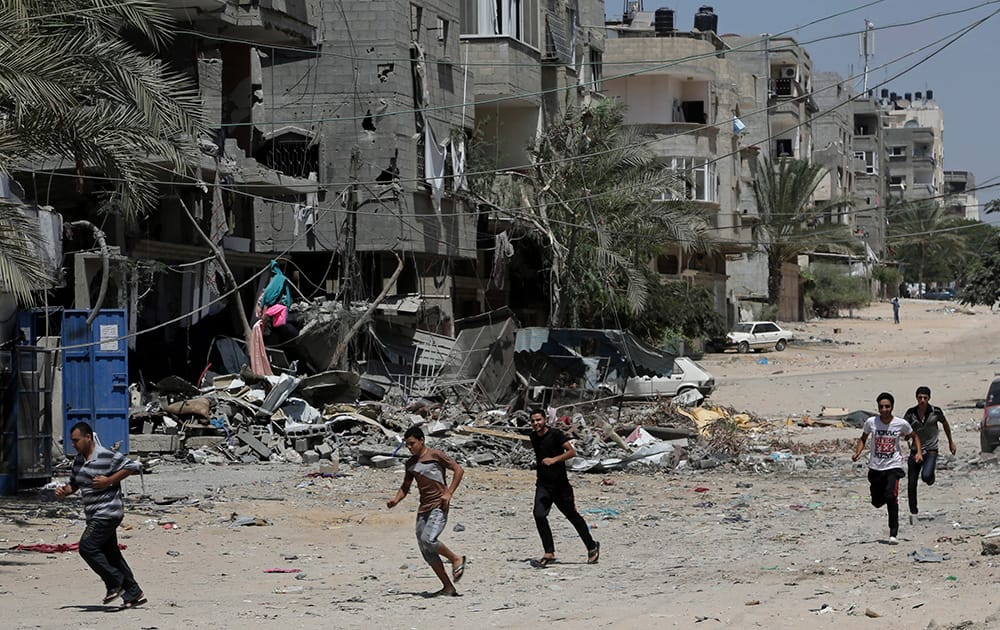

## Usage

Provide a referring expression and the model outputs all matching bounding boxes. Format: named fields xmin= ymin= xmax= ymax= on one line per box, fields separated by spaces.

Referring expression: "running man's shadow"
xmin=58 ymin=604 xmax=123 ymax=613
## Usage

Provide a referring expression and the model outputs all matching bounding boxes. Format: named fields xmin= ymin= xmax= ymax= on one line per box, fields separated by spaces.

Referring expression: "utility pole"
xmin=342 ymin=145 xmax=361 ymax=307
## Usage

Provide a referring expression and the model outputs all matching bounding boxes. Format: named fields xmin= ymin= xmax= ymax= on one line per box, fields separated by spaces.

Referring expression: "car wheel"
xmin=775 ymin=339 xmax=787 ymax=351
xmin=737 ymin=341 xmax=750 ymax=354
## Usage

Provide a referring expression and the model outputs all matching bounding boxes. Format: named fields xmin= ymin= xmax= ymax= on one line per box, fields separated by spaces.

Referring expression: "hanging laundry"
xmin=424 ymin=123 xmax=448 ymax=212
xmin=249 ymin=319 xmax=273 ymax=376
xmin=260 ymin=260 xmax=292 ymax=308
xmin=451 ymin=138 xmax=467 ymax=191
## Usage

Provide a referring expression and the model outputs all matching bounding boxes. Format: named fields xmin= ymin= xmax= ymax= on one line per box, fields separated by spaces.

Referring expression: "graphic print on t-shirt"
xmin=873 ymin=431 xmax=898 ymax=460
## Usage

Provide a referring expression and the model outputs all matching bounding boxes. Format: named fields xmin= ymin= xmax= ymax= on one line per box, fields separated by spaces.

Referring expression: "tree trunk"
xmin=767 ymin=252 xmax=783 ymax=307
xmin=554 ymin=224 xmax=580 ymax=327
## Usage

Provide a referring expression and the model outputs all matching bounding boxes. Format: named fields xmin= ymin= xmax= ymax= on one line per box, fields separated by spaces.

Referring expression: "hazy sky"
xmin=613 ymin=1 xmax=1000 ymax=215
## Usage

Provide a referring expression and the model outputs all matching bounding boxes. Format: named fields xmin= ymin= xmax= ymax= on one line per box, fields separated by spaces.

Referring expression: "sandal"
xmin=587 ymin=541 xmax=601 ymax=565
xmin=118 ymin=594 xmax=147 ymax=610
xmin=452 ymin=556 xmax=467 ymax=583
xmin=530 ymin=556 xmax=556 ymax=569
xmin=103 ymin=588 xmax=124 ymax=604
xmin=426 ymin=588 xmax=461 ymax=598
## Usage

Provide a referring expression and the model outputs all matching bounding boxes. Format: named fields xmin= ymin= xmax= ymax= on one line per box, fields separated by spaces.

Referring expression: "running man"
xmin=386 ymin=426 xmax=467 ymax=597
xmin=852 ymin=392 xmax=922 ymax=544
xmin=54 ymin=422 xmax=146 ymax=608
xmin=902 ymin=386 xmax=956 ymax=524
xmin=528 ymin=408 xmax=600 ymax=567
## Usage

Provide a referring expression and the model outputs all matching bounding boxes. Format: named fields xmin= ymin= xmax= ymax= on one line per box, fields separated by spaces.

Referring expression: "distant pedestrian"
xmin=386 ymin=426 xmax=467 ymax=597
xmin=852 ymin=392 xmax=922 ymax=544
xmin=903 ymin=386 xmax=956 ymax=524
xmin=54 ymin=422 xmax=146 ymax=609
xmin=528 ymin=409 xmax=600 ymax=568
xmin=892 ymin=297 xmax=900 ymax=324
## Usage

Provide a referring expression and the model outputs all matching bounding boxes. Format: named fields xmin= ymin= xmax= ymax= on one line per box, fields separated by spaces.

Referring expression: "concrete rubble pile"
xmin=117 ymin=302 xmax=851 ymax=475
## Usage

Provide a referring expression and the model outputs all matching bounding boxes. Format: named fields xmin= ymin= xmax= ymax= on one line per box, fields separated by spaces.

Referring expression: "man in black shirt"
xmin=528 ymin=409 xmax=600 ymax=568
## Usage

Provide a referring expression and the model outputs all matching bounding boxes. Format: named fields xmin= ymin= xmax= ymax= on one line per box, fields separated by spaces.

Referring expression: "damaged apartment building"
xmin=8 ymin=0 xmax=322 ymax=381
xmin=253 ymin=0 xmax=607 ymax=330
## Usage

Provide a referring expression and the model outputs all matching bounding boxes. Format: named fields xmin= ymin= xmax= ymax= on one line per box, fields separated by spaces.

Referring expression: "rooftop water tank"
xmin=694 ymin=5 xmax=718 ymax=33
xmin=654 ymin=8 xmax=675 ymax=35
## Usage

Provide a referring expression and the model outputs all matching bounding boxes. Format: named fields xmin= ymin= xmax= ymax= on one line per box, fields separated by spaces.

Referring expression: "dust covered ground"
xmin=4 ymin=298 xmax=1000 ymax=630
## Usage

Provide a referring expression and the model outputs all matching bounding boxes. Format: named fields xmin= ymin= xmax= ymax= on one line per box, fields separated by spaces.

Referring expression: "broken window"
xmin=774 ymin=139 xmax=793 ymax=157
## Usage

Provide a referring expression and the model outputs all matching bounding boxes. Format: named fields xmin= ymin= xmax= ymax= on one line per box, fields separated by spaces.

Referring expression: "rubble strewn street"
xmin=3 ymin=301 xmax=1000 ymax=629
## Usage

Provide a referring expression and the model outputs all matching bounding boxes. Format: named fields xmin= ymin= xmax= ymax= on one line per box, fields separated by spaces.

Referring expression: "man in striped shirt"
xmin=55 ymin=422 xmax=145 ymax=609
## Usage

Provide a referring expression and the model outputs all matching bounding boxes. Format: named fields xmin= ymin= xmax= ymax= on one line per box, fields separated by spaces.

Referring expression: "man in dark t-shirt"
xmin=528 ymin=409 xmax=600 ymax=568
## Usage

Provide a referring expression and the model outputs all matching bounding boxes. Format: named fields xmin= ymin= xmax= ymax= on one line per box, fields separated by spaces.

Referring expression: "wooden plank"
xmin=455 ymin=426 xmax=530 ymax=442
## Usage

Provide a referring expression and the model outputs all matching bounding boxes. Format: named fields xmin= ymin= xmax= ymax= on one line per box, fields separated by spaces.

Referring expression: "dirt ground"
xmin=4 ymin=298 xmax=1000 ymax=629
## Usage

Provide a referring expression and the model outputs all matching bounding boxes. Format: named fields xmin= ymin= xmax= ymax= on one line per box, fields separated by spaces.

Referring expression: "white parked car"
xmin=724 ymin=321 xmax=792 ymax=353
xmin=621 ymin=356 xmax=715 ymax=400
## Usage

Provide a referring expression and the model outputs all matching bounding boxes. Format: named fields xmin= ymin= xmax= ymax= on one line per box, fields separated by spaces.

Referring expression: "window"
xmin=254 ymin=132 xmax=318 ymax=178
xmin=589 ymin=49 xmax=603 ymax=91
xmin=411 ymin=5 xmax=423 ymax=40
xmin=775 ymin=139 xmax=793 ymax=157
xmin=659 ymin=157 xmax=717 ymax=203
xmin=889 ymin=145 xmax=906 ymax=157
xmin=461 ymin=0 xmax=540 ymax=49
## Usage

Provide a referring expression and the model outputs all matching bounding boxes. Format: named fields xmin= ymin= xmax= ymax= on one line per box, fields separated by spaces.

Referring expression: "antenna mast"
xmin=859 ymin=19 xmax=875 ymax=93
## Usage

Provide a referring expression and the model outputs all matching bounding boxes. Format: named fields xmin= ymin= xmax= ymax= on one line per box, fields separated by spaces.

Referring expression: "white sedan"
xmin=724 ymin=321 xmax=792 ymax=353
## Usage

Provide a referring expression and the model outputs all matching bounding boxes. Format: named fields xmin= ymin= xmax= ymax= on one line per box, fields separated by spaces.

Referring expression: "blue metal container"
xmin=62 ymin=310 xmax=129 ymax=454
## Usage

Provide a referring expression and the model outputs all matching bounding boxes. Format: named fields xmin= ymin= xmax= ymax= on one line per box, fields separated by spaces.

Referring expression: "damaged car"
xmin=514 ymin=328 xmax=715 ymax=403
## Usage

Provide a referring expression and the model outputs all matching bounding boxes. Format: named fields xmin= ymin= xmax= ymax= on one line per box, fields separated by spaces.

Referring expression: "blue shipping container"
xmin=62 ymin=310 xmax=129 ymax=454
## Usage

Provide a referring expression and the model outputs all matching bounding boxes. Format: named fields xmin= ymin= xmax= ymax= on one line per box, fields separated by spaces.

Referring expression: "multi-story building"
xmin=8 ymin=0 xmax=323 ymax=379
xmin=603 ymin=6 xmax=757 ymax=324
xmin=812 ymin=72 xmax=855 ymax=228
xmin=881 ymin=90 xmax=944 ymax=203
xmin=944 ymin=170 xmax=979 ymax=220
xmin=851 ymin=92 xmax=890 ymax=259
xmin=251 ymin=0 xmax=481 ymax=334
xmin=462 ymin=0 xmax=606 ymax=324
xmin=720 ymin=31 xmax=818 ymax=320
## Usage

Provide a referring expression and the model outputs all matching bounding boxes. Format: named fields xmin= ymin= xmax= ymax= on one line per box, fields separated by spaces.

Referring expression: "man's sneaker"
xmin=888 ymin=536 xmax=899 ymax=545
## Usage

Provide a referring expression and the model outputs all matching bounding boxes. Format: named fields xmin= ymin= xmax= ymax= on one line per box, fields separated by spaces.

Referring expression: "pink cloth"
xmin=264 ymin=303 xmax=288 ymax=328
xmin=249 ymin=320 xmax=273 ymax=376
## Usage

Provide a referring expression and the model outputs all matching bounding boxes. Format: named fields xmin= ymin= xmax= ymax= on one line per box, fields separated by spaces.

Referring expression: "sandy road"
xmin=3 ymin=299 xmax=1000 ymax=629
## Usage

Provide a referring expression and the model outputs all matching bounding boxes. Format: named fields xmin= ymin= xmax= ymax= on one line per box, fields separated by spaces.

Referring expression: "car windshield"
xmin=733 ymin=323 xmax=754 ymax=333
xmin=988 ymin=381 xmax=1000 ymax=405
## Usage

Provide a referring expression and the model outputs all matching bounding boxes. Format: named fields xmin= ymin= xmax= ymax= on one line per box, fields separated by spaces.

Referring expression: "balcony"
xmin=163 ymin=0 xmax=318 ymax=45
xmin=462 ymin=37 xmax=542 ymax=105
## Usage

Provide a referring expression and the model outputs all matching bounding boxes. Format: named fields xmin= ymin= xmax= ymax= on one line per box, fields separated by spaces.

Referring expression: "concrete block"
xmin=302 ymin=450 xmax=320 ymax=464
xmin=316 ymin=442 xmax=334 ymax=458
xmin=185 ymin=436 xmax=225 ymax=449
xmin=237 ymin=429 xmax=272 ymax=459
xmin=130 ymin=434 xmax=180 ymax=453
xmin=472 ymin=453 xmax=495 ymax=466
xmin=294 ymin=438 xmax=309 ymax=453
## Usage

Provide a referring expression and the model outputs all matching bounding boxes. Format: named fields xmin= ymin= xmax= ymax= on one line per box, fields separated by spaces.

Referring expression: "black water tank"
xmin=890 ymin=92 xmax=898 ymax=101
xmin=915 ymin=91 xmax=923 ymax=101
xmin=926 ymin=89 xmax=934 ymax=100
xmin=694 ymin=5 xmax=718 ymax=33
xmin=881 ymin=88 xmax=889 ymax=98
xmin=654 ymin=8 xmax=675 ymax=35
xmin=904 ymin=92 xmax=912 ymax=101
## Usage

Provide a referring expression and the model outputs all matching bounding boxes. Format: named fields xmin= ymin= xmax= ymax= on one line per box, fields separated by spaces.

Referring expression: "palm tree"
xmin=473 ymin=100 xmax=714 ymax=327
xmin=751 ymin=157 xmax=855 ymax=308
xmin=887 ymin=200 xmax=968 ymax=291
xmin=0 ymin=0 xmax=204 ymax=304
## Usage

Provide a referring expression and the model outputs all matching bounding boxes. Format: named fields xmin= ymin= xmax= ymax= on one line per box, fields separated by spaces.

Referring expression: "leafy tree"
xmin=469 ymin=100 xmax=714 ymax=327
xmin=960 ymin=231 xmax=1000 ymax=307
xmin=0 ymin=0 xmax=203 ymax=303
xmin=804 ymin=262 xmax=870 ymax=318
xmin=575 ymin=275 xmax=726 ymax=344
xmin=751 ymin=157 xmax=855 ymax=307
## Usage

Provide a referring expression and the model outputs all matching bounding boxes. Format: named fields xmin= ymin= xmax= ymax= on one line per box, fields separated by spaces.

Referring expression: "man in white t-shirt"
xmin=852 ymin=392 xmax=923 ymax=544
